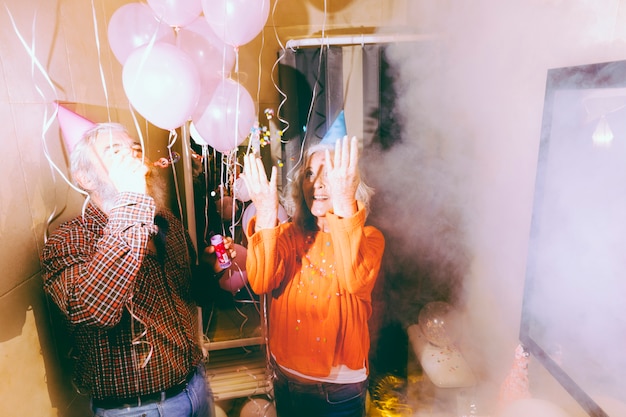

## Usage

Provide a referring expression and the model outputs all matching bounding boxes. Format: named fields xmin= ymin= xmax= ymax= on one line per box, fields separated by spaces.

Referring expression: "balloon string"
xmin=270 ymin=0 xmax=330 ymax=184
xmin=248 ymin=0 xmax=268 ymax=165
xmin=167 ymin=129 xmax=184 ymax=220
xmin=201 ymin=145 xmax=209 ymax=246
xmin=285 ymin=1 xmax=331 ymax=184
xmin=322 ymin=0 xmax=328 ymax=39
xmin=89 ymin=0 xmax=111 ymax=121
xmin=236 ymin=282 xmax=261 ymax=316
xmin=230 ymin=151 xmax=237 ymax=237
xmin=233 ymin=48 xmax=241 ymax=234
xmin=234 ymin=48 xmax=242 ymax=151
xmin=234 ymin=303 xmax=250 ymax=335
xmin=125 ymin=12 xmax=165 ymax=147
xmin=270 ymin=0 xmax=290 ymax=143
xmin=218 ymin=155 xmax=228 ymax=237
xmin=5 ymin=6 xmax=57 ymax=99
xmin=255 ymin=2 xmax=267 ymax=114
xmin=5 ymin=5 xmax=90 ymax=243
xmin=128 ymin=14 xmax=162 ymax=87
xmin=128 ymin=295 xmax=154 ymax=369
xmin=222 ymin=151 xmax=233 ymax=238
xmin=226 ymin=46 xmax=241 ymax=239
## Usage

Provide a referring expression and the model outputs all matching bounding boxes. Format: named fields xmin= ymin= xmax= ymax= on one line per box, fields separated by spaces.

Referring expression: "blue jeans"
xmin=92 ymin=366 xmax=214 ymax=417
xmin=272 ymin=366 xmax=368 ymax=417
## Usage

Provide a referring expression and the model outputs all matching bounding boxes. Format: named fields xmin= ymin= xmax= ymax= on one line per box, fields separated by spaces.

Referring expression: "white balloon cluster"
xmin=109 ymin=0 xmax=270 ymax=153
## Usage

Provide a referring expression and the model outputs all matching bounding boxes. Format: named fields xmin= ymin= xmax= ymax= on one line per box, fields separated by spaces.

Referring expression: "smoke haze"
xmin=364 ymin=1 xmax=626 ymax=415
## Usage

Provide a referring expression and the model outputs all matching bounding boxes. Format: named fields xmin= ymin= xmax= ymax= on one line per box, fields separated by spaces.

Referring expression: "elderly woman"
xmin=241 ymin=135 xmax=385 ymax=417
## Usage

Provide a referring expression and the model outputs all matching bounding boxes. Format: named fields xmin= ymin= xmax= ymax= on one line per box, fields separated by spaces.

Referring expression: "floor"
xmin=204 ymin=301 xmax=489 ymax=417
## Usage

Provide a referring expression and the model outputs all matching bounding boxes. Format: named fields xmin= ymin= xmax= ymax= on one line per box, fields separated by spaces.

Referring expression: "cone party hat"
xmin=56 ymin=102 xmax=96 ymax=154
xmin=319 ymin=110 xmax=347 ymax=146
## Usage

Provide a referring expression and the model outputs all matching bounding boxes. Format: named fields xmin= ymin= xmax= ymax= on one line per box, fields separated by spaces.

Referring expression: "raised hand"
xmin=325 ymin=136 xmax=359 ymax=218
xmin=240 ymin=153 xmax=278 ymax=232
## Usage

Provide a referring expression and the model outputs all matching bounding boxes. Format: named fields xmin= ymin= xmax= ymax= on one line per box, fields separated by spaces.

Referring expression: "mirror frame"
xmin=519 ymin=59 xmax=626 ymax=417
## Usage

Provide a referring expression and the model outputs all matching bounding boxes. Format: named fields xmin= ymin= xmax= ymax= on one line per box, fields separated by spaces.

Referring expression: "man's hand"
xmin=201 ymin=236 xmax=236 ymax=274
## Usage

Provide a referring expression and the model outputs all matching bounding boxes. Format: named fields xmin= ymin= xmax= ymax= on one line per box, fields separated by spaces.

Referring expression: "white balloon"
xmin=147 ymin=0 xmax=202 ymax=27
xmin=216 ymin=196 xmax=235 ymax=221
xmin=202 ymin=0 xmax=270 ymax=47
xmin=190 ymin=122 xmax=209 ymax=146
xmin=184 ymin=16 xmax=236 ymax=75
xmin=191 ymin=79 xmax=256 ymax=153
xmin=122 ymin=43 xmax=200 ymax=130
xmin=239 ymin=397 xmax=276 ymax=417
xmin=107 ymin=2 xmax=175 ymax=65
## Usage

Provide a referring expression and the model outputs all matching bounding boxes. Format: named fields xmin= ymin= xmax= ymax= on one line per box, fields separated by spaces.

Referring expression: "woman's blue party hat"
xmin=319 ymin=110 xmax=346 ymax=145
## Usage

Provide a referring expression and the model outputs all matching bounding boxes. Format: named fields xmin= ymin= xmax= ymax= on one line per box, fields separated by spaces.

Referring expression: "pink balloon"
xmin=180 ymin=18 xmax=236 ymax=114
xmin=107 ymin=2 xmax=175 ymax=65
xmin=192 ymin=79 xmax=256 ymax=153
xmin=176 ymin=28 xmax=225 ymax=103
xmin=147 ymin=0 xmax=203 ymax=27
xmin=184 ymin=17 xmax=236 ymax=75
xmin=123 ymin=42 xmax=201 ymax=130
xmin=189 ymin=122 xmax=210 ymax=146
xmin=201 ymin=0 xmax=270 ymax=47
xmin=219 ymin=243 xmax=248 ymax=294
xmin=216 ymin=196 xmax=235 ymax=221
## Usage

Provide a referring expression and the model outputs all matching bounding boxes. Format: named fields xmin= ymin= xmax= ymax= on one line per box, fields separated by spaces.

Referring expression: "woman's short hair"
xmin=283 ymin=141 xmax=374 ymax=231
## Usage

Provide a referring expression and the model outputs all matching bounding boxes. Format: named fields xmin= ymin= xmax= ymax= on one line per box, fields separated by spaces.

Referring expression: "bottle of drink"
xmin=210 ymin=234 xmax=231 ymax=269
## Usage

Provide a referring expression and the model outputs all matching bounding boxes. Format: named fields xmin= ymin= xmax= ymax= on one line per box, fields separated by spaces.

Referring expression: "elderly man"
xmin=41 ymin=123 xmax=220 ymax=417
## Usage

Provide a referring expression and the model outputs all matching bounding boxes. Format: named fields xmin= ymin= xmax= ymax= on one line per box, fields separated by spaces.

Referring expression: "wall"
xmin=0 ymin=0 xmax=177 ymax=415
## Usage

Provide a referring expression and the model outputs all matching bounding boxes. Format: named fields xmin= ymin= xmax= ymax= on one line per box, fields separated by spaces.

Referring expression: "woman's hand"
xmin=325 ymin=136 xmax=359 ymax=218
xmin=240 ymin=153 xmax=278 ymax=232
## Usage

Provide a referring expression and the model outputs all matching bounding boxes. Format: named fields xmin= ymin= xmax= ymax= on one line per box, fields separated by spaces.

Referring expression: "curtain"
xmin=277 ymin=44 xmax=402 ymax=181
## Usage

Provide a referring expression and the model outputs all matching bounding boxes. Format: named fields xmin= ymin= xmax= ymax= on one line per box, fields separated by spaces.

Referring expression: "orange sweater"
xmin=246 ymin=206 xmax=385 ymax=377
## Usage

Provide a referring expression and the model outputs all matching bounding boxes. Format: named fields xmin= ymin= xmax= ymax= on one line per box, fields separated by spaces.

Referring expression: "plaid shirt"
xmin=42 ymin=192 xmax=204 ymax=400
